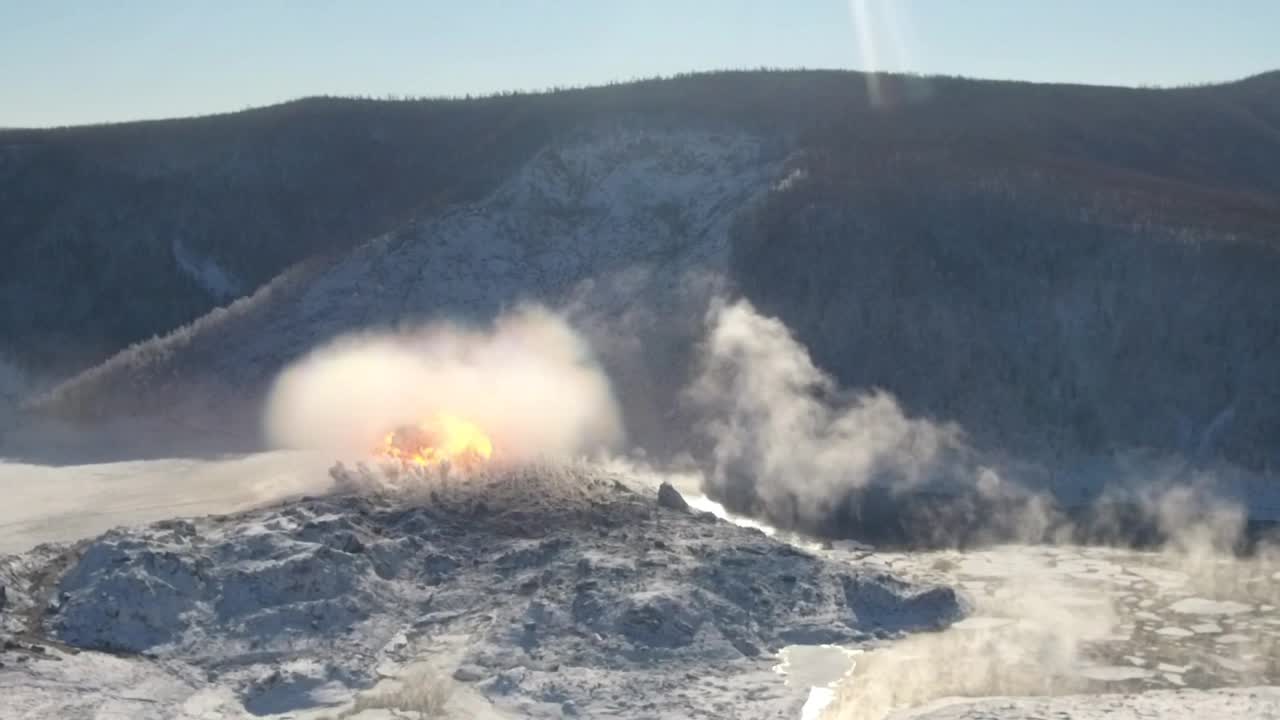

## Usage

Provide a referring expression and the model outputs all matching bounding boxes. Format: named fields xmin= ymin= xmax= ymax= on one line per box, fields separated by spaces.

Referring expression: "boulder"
xmin=657 ymin=482 xmax=690 ymax=512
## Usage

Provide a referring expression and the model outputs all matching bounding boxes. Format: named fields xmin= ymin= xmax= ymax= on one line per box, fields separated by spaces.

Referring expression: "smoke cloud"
xmin=686 ymin=299 xmax=973 ymax=536
xmin=822 ymin=504 xmax=1280 ymax=720
xmin=680 ymin=301 xmax=1278 ymax=719
xmin=263 ymin=305 xmax=623 ymax=465
xmin=562 ymin=266 xmax=730 ymax=461
xmin=685 ymin=300 xmax=1279 ymax=551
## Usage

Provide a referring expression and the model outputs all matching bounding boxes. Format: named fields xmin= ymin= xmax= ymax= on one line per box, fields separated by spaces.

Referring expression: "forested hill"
xmin=0 ymin=72 xmax=808 ymax=374
xmin=2 ymin=70 xmax=1278 ymax=377
xmin=6 ymin=70 xmax=1280 ymax=474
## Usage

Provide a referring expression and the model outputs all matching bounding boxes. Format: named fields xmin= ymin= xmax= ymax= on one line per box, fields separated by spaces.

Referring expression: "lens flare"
xmin=848 ymin=0 xmax=923 ymax=108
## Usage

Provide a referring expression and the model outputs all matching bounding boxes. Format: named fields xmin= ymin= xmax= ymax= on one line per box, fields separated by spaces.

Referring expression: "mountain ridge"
xmin=4 ymin=69 xmax=1279 ymax=374
xmin=7 ymin=69 xmax=1280 ymax=476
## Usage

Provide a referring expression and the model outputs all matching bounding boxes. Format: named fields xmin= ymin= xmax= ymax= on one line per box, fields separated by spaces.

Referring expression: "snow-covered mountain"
xmin=29 ymin=124 xmax=783 ymax=459
xmin=12 ymin=70 xmax=1280 ymax=512
xmin=4 ymin=70 xmax=1280 ymax=720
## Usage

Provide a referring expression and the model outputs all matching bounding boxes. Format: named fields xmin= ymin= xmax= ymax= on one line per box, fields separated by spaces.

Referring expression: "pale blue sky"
xmin=3 ymin=1 xmax=1278 ymax=128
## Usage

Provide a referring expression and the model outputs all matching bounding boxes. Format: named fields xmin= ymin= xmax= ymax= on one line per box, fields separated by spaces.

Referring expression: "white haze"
xmin=687 ymin=299 xmax=967 ymax=529
xmin=676 ymin=300 xmax=1279 ymax=719
xmin=823 ymin=519 xmax=1280 ymax=720
xmin=263 ymin=304 xmax=624 ymax=465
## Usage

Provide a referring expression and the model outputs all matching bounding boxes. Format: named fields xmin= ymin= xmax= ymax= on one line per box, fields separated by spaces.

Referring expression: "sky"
xmin=3 ymin=1 xmax=1279 ymax=128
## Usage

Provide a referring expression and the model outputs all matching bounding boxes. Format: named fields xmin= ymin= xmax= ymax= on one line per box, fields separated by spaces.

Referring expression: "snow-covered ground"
xmin=677 ymin=491 xmax=1280 ymax=720
xmin=825 ymin=543 xmax=1280 ymax=719
xmin=0 ymin=462 xmax=963 ymax=719
xmin=893 ymin=687 xmax=1280 ymax=719
xmin=2 ymin=450 xmax=1280 ymax=712
xmin=2 ymin=456 xmax=1280 ymax=712
xmin=31 ymin=126 xmax=784 ymax=475
xmin=0 ymin=453 xmax=334 ymax=554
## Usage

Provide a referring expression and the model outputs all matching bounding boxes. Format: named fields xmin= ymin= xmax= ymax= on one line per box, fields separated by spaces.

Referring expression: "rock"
xmin=338 ymin=534 xmax=366 ymax=555
xmin=0 ymin=583 xmax=6 ymax=611
xmin=453 ymin=664 xmax=486 ymax=682
xmin=617 ymin=595 xmax=700 ymax=648
xmin=657 ymin=482 xmax=690 ymax=512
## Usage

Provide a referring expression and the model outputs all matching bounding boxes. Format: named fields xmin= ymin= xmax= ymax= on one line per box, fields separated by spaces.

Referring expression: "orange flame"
xmin=378 ymin=413 xmax=493 ymax=470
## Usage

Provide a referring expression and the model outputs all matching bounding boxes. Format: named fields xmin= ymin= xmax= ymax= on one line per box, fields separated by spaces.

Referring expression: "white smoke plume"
xmin=686 ymin=299 xmax=967 ymax=534
xmin=679 ymin=303 xmax=1278 ymax=719
xmin=263 ymin=305 xmax=623 ymax=465
xmin=683 ymin=299 xmax=1280 ymax=550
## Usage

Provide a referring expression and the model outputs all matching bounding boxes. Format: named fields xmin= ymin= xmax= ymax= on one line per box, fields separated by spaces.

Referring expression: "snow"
xmin=814 ymin=542 xmax=1280 ymax=719
xmin=0 ymin=644 xmax=240 ymax=720
xmin=2 ymin=465 xmax=1278 ymax=719
xmin=1169 ymin=598 xmax=1254 ymax=616
xmin=173 ymin=236 xmax=241 ymax=299
xmin=0 ymin=452 xmax=334 ymax=554
xmin=36 ymin=126 xmax=784 ymax=461
xmin=1217 ymin=634 xmax=1252 ymax=644
xmin=617 ymin=495 xmax=1280 ymax=718
xmin=295 ymin=127 xmax=776 ymax=333
xmin=0 ymin=465 xmax=962 ymax=719
xmin=951 ymin=617 xmax=1015 ymax=631
xmin=773 ymin=644 xmax=861 ymax=720
xmin=3 ymin=123 xmax=1278 ymax=718
xmin=686 ymin=491 xmax=779 ymax=537
xmin=894 ymin=687 xmax=1280 ymax=719
xmin=1078 ymin=666 xmax=1155 ymax=681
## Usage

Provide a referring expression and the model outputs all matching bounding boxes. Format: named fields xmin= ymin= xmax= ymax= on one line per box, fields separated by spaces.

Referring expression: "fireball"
xmin=378 ymin=413 xmax=494 ymax=470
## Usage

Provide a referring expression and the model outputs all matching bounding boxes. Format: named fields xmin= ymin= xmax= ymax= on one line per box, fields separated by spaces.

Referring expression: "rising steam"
xmin=687 ymin=299 xmax=971 ymax=535
xmin=685 ymin=300 xmax=1279 ymax=550
xmin=680 ymin=302 xmax=1278 ymax=719
xmin=263 ymin=305 xmax=623 ymax=465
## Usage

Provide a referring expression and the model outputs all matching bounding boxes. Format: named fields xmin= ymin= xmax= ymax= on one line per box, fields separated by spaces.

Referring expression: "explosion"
xmin=377 ymin=413 xmax=494 ymax=470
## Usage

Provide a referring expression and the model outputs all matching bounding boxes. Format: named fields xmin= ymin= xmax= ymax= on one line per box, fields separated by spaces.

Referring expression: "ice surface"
xmin=1169 ymin=598 xmax=1254 ymax=616
xmin=895 ymin=687 xmax=1280 ymax=719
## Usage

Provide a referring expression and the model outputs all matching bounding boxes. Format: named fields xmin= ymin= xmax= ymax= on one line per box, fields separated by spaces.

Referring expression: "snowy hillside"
xmin=4 ymin=69 xmax=1280 ymax=720
xmin=0 ymin=467 xmax=961 ymax=719
xmin=30 ymin=124 xmax=782 ymax=458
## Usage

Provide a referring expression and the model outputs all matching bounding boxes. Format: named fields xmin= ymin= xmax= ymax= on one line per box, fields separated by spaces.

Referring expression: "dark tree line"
xmin=731 ymin=107 xmax=1280 ymax=470
xmin=3 ymin=68 xmax=1279 ymax=474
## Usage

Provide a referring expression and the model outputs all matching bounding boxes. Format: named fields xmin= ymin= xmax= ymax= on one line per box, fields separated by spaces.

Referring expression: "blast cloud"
xmin=263 ymin=305 xmax=623 ymax=465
